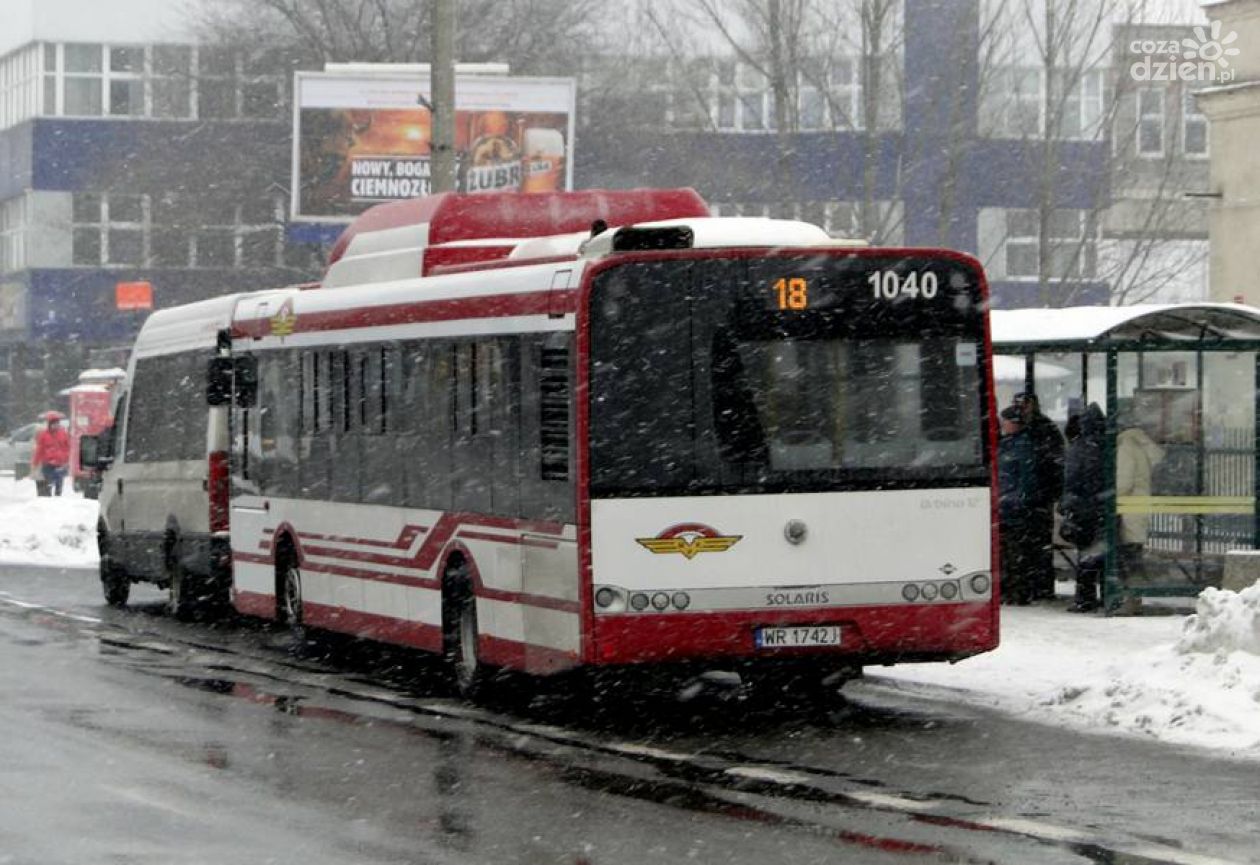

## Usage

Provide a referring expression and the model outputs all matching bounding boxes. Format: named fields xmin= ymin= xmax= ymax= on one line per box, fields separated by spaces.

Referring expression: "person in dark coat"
xmin=1058 ymin=403 xmax=1107 ymax=612
xmin=998 ymin=404 xmax=1037 ymax=605
xmin=1014 ymin=392 xmax=1065 ymax=600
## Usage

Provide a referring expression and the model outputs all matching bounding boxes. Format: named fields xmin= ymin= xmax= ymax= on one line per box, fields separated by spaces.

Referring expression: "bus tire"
xmin=99 ymin=525 xmax=129 ymax=608
xmin=276 ymin=543 xmax=306 ymax=642
xmin=442 ymin=559 xmax=490 ymax=699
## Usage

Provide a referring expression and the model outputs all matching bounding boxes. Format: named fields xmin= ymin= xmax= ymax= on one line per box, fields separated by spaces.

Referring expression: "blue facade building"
xmin=0 ymin=0 xmax=302 ymax=424
xmin=575 ymin=0 xmax=1113 ymax=309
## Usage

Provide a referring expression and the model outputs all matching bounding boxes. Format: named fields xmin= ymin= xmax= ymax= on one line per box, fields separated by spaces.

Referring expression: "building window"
xmin=108 ymin=46 xmax=145 ymax=116
xmin=196 ymin=49 xmax=283 ymax=120
xmin=798 ymin=66 xmax=826 ymax=130
xmin=1004 ymin=210 xmax=1039 ymax=278
xmin=709 ymin=57 xmax=861 ymax=133
xmin=0 ymin=44 xmax=42 ymax=130
xmin=1054 ymin=69 xmax=1104 ymax=140
xmin=152 ymin=45 xmax=193 ymax=118
xmin=1003 ymin=209 xmax=1096 ymax=280
xmin=193 ymin=195 xmax=282 ymax=268
xmin=826 ymin=58 xmax=861 ymax=130
xmin=0 ymin=196 xmax=27 ymax=272
xmin=1137 ymin=88 xmax=1164 ymax=157
xmin=63 ymin=44 xmax=104 ymax=116
xmin=1183 ymin=90 xmax=1207 ymax=157
xmin=198 ymin=47 xmax=238 ymax=118
xmin=738 ymin=64 xmax=768 ymax=131
xmin=42 ymin=43 xmax=56 ymax=115
xmin=72 ymin=193 xmax=104 ymax=265
xmin=36 ymin=42 xmax=282 ymax=121
xmin=712 ymin=61 xmax=775 ymax=132
xmin=985 ymin=67 xmax=1042 ymax=137
xmin=73 ymin=192 xmax=148 ymax=266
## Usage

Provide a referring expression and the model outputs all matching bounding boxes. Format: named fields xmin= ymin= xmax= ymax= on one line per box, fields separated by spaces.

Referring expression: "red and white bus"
xmin=214 ymin=189 xmax=999 ymax=695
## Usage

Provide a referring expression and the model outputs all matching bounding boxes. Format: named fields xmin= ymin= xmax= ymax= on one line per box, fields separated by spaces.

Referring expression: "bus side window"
xmin=399 ymin=340 xmax=453 ymax=512
xmin=329 ymin=349 xmax=360 ymax=502
xmin=539 ymin=336 xmax=570 ymax=482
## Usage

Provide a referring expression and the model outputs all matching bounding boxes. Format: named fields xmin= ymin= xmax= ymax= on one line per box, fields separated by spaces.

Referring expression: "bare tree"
xmin=195 ymin=0 xmax=602 ymax=74
xmin=629 ymin=0 xmax=913 ymax=244
xmin=977 ymin=0 xmax=1207 ymax=306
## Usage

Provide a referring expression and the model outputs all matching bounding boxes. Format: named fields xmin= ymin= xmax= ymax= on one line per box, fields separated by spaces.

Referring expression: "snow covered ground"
xmin=0 ymin=474 xmax=1257 ymax=760
xmin=878 ymin=593 xmax=1260 ymax=760
xmin=0 ymin=472 xmax=97 ymax=567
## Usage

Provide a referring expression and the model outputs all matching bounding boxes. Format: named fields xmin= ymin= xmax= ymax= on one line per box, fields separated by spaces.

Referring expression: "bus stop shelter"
xmin=991 ymin=304 xmax=1260 ymax=610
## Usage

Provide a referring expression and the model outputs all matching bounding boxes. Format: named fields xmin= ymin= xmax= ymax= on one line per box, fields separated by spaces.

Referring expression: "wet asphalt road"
xmin=0 ymin=564 xmax=1256 ymax=865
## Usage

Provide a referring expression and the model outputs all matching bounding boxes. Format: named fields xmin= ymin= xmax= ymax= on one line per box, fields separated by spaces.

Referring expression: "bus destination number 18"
xmin=868 ymin=270 xmax=938 ymax=301
xmin=773 ymin=277 xmax=809 ymax=310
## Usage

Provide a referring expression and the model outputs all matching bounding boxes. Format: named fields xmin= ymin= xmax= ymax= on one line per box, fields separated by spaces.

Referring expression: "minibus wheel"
xmin=166 ymin=533 xmax=197 ymax=621
xmin=99 ymin=525 xmax=129 ymax=608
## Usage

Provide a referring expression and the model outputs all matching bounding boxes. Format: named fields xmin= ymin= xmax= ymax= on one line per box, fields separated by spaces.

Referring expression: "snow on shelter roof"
xmin=991 ymin=303 xmax=1260 ymax=348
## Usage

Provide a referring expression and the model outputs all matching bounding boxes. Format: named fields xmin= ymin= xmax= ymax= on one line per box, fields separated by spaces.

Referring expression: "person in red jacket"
xmin=32 ymin=415 xmax=70 ymax=497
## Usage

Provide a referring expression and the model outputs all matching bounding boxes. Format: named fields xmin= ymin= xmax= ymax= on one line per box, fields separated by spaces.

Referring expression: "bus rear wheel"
xmin=276 ymin=551 xmax=306 ymax=643
xmin=442 ymin=561 xmax=491 ymax=698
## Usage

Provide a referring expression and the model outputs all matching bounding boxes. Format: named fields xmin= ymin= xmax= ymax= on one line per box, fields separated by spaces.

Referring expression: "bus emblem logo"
xmin=636 ymin=523 xmax=742 ymax=560
xmin=271 ymin=299 xmax=297 ymax=337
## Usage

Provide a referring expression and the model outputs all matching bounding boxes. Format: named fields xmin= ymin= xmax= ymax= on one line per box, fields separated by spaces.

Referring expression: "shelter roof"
xmin=991 ymin=304 xmax=1260 ymax=348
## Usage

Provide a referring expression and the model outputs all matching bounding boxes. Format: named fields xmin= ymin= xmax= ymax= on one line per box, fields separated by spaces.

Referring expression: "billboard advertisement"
xmin=292 ymin=71 xmax=576 ymax=222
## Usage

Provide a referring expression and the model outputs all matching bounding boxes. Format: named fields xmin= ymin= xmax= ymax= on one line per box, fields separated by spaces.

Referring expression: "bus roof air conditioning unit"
xmin=322 ymin=188 xmax=710 ymax=287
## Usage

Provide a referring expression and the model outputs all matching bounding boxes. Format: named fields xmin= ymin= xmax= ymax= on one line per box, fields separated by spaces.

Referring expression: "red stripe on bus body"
xmin=255 ymin=519 xmax=565 ymax=575
xmin=301 ymin=602 xmax=443 ymax=653
xmin=233 ymin=552 xmax=273 ymax=566
xmin=456 ymin=530 xmax=562 ymax=551
xmin=455 ymin=529 xmax=521 ymax=545
xmin=297 ymin=525 xmax=430 ymax=549
xmin=301 ymin=558 xmax=576 ymax=615
xmin=478 ymin=634 xmax=580 ymax=675
xmin=300 ymin=559 xmax=441 ymax=591
xmin=233 ymin=589 xmax=276 ymax=619
xmin=476 ymin=585 xmax=579 ymax=614
xmin=301 ymin=543 xmax=436 ymax=571
xmin=234 ymin=290 xmax=565 ymax=339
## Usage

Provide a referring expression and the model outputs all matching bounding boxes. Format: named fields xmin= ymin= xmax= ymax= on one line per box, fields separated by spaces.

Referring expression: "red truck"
xmin=67 ymin=369 xmax=126 ymax=493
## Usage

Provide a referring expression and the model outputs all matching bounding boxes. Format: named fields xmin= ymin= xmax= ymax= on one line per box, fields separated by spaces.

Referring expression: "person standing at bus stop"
xmin=31 ymin=414 xmax=70 ymax=497
xmin=998 ymin=405 xmax=1037 ymax=605
xmin=1059 ymin=403 xmax=1107 ymax=612
xmin=1014 ymin=392 xmax=1065 ymax=601
xmin=1116 ymin=401 xmax=1164 ymax=604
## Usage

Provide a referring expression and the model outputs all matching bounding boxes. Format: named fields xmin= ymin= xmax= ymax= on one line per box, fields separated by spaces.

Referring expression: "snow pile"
xmin=880 ymin=599 xmax=1260 ymax=758
xmin=0 ymin=476 xmax=98 ymax=567
xmin=1177 ymin=585 xmax=1260 ymax=656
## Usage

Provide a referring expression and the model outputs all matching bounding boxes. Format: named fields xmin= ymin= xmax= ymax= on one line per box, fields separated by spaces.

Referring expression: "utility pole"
xmin=430 ymin=0 xmax=457 ymax=193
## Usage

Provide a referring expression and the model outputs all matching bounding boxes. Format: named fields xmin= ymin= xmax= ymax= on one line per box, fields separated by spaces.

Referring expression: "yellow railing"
xmin=1116 ymin=496 xmax=1255 ymax=515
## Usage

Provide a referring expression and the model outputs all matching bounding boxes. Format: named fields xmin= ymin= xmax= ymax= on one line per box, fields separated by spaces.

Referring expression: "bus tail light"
xmin=208 ymin=450 xmax=230 ymax=533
